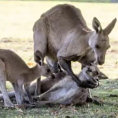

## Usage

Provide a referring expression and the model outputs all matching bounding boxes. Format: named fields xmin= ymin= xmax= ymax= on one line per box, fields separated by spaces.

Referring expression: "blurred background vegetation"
xmin=1 ymin=0 xmax=118 ymax=2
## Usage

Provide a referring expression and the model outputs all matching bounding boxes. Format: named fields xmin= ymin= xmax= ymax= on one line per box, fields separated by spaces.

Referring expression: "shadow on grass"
xmin=0 ymin=79 xmax=118 ymax=118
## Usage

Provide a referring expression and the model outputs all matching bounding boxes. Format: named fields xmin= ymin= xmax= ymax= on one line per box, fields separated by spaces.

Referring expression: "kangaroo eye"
xmin=93 ymin=71 xmax=99 ymax=76
xmin=95 ymin=45 xmax=100 ymax=49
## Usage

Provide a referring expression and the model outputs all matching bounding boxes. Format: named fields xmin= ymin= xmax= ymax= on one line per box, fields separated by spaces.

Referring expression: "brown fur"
xmin=33 ymin=4 xmax=116 ymax=86
xmin=0 ymin=49 xmax=52 ymax=107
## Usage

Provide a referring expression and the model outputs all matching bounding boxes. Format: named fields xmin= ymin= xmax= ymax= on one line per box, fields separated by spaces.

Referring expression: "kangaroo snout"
xmin=97 ymin=56 xmax=105 ymax=65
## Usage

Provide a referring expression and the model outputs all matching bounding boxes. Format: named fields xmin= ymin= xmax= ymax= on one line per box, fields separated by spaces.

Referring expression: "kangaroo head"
xmin=84 ymin=64 xmax=100 ymax=77
xmin=80 ymin=64 xmax=100 ymax=87
xmin=38 ymin=62 xmax=52 ymax=77
xmin=89 ymin=17 xmax=117 ymax=65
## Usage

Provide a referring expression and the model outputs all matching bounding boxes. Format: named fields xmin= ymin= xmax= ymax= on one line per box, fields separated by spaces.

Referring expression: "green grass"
xmin=0 ymin=79 xmax=118 ymax=118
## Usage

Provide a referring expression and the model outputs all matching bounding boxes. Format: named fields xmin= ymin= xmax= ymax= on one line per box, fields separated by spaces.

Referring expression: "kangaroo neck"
xmin=79 ymin=31 xmax=95 ymax=65
xmin=84 ymin=31 xmax=94 ymax=52
xmin=30 ymin=65 xmax=41 ymax=79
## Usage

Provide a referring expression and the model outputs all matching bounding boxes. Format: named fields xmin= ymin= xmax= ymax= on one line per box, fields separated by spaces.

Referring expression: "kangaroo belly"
xmin=49 ymin=88 xmax=68 ymax=101
xmin=46 ymin=76 xmax=89 ymax=105
xmin=48 ymin=87 xmax=78 ymax=103
xmin=47 ymin=78 xmax=79 ymax=104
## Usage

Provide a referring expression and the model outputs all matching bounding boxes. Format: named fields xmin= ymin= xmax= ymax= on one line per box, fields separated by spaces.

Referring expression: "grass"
xmin=0 ymin=79 xmax=118 ymax=118
xmin=0 ymin=1 xmax=118 ymax=118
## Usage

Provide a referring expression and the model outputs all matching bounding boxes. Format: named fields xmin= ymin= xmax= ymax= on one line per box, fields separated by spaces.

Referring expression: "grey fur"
xmin=36 ymin=65 xmax=100 ymax=105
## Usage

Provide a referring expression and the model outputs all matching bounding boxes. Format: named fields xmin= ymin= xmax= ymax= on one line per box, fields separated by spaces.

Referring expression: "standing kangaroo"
xmin=0 ymin=49 xmax=52 ymax=108
xmin=33 ymin=4 xmax=116 ymax=87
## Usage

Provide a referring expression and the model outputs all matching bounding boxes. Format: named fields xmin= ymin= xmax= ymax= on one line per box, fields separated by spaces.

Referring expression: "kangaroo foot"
xmin=4 ymin=101 xmax=14 ymax=109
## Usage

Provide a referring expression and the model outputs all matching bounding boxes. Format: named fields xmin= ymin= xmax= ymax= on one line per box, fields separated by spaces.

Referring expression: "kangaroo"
xmin=33 ymin=4 xmax=116 ymax=87
xmin=0 ymin=66 xmax=107 ymax=105
xmin=35 ymin=65 xmax=100 ymax=105
xmin=0 ymin=65 xmax=100 ymax=106
xmin=0 ymin=49 xmax=52 ymax=108
xmin=30 ymin=67 xmax=107 ymax=97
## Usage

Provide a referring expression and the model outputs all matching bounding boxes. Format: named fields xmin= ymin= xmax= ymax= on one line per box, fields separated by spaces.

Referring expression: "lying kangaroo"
xmin=29 ymin=68 xmax=107 ymax=97
xmin=0 ymin=65 xmax=100 ymax=106
xmin=0 ymin=49 xmax=52 ymax=108
xmin=33 ymin=4 xmax=116 ymax=87
xmin=36 ymin=65 xmax=100 ymax=105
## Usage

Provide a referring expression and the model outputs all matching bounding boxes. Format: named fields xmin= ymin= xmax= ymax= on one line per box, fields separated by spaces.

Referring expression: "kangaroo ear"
xmin=98 ymin=71 xmax=108 ymax=80
xmin=103 ymin=18 xmax=117 ymax=35
xmin=92 ymin=17 xmax=102 ymax=33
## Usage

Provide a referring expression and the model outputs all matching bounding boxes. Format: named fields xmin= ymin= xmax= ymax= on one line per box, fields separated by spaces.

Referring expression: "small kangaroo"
xmin=0 ymin=49 xmax=52 ymax=108
xmin=36 ymin=65 xmax=100 ymax=105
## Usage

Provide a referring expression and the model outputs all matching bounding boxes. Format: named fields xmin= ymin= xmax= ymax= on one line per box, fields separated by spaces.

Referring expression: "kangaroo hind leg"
xmin=0 ymin=59 xmax=14 ymax=108
xmin=12 ymin=80 xmax=25 ymax=105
